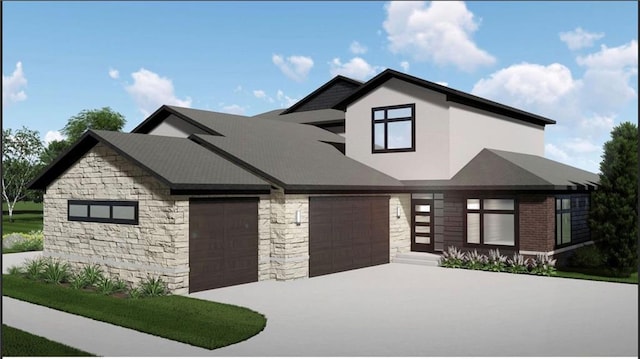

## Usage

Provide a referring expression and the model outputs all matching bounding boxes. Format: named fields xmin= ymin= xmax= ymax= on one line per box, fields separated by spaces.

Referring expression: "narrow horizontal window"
xmin=68 ymin=200 xmax=138 ymax=225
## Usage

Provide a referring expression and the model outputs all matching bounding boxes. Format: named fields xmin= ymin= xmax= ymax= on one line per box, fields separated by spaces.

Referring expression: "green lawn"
xmin=2 ymin=201 xmax=43 ymax=235
xmin=2 ymin=274 xmax=267 ymax=350
xmin=555 ymin=270 xmax=638 ymax=284
xmin=2 ymin=324 xmax=94 ymax=356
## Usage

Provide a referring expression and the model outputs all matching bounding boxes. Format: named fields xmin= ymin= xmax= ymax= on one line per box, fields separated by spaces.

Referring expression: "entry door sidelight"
xmin=411 ymin=199 xmax=434 ymax=252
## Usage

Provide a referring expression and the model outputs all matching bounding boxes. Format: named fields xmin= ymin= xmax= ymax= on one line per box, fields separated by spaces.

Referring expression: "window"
xmin=466 ymin=198 xmax=516 ymax=246
xmin=68 ymin=200 xmax=138 ymax=225
xmin=372 ymin=104 xmax=415 ymax=153
xmin=556 ymin=197 xmax=571 ymax=246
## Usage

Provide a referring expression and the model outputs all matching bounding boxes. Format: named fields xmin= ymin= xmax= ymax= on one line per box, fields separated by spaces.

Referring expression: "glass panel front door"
xmin=411 ymin=199 xmax=434 ymax=252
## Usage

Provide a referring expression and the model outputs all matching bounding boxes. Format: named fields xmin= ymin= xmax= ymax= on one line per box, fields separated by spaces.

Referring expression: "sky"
xmin=2 ymin=1 xmax=638 ymax=173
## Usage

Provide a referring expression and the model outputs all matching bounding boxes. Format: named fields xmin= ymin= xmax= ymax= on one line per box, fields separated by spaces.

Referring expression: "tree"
xmin=2 ymin=127 xmax=44 ymax=222
xmin=590 ymin=122 xmax=638 ymax=277
xmin=39 ymin=139 xmax=70 ymax=168
xmin=62 ymin=107 xmax=126 ymax=143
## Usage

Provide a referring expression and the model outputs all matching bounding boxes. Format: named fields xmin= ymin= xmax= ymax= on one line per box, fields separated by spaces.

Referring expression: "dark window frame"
xmin=371 ymin=103 xmax=416 ymax=153
xmin=68 ymin=200 xmax=139 ymax=225
xmin=555 ymin=195 xmax=572 ymax=247
xmin=464 ymin=197 xmax=518 ymax=249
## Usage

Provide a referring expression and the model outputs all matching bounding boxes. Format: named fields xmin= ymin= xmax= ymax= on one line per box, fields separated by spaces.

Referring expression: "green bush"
xmin=42 ymin=259 xmax=71 ymax=284
xmin=439 ymin=246 xmax=558 ymax=276
xmin=569 ymin=245 xmax=604 ymax=268
xmin=78 ymin=264 xmax=104 ymax=287
xmin=2 ymin=230 xmax=43 ymax=252
xmin=439 ymin=246 xmax=466 ymax=268
xmin=138 ymin=276 xmax=169 ymax=297
xmin=24 ymin=257 xmax=47 ymax=280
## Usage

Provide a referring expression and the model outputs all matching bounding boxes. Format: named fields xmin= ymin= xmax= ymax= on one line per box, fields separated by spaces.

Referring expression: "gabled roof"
xmin=253 ymin=108 xmax=345 ymax=126
xmin=333 ymin=69 xmax=556 ymax=127
xmin=403 ymin=149 xmax=599 ymax=191
xmin=28 ymin=130 xmax=270 ymax=192
xmin=281 ymin=75 xmax=362 ymax=114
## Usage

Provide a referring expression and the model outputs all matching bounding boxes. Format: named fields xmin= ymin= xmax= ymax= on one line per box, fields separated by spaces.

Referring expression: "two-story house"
xmin=29 ymin=69 xmax=598 ymax=294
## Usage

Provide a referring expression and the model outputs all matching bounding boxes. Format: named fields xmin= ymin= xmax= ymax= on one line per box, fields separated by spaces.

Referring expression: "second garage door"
xmin=189 ymin=198 xmax=258 ymax=293
xmin=309 ymin=196 xmax=389 ymax=277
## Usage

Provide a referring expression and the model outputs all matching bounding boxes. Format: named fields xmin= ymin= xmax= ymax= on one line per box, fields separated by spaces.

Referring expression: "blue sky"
xmin=2 ymin=1 xmax=637 ymax=173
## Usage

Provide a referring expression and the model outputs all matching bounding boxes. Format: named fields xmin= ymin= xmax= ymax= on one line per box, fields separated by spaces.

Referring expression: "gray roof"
xmin=253 ymin=108 xmax=345 ymax=125
xmin=29 ymin=130 xmax=270 ymax=192
xmin=403 ymin=149 xmax=599 ymax=191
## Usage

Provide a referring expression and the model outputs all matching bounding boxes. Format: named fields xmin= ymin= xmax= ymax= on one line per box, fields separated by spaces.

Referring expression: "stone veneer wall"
xmin=270 ymin=189 xmax=309 ymax=280
xmin=44 ymin=144 xmax=190 ymax=294
xmin=389 ymin=194 xmax=411 ymax=259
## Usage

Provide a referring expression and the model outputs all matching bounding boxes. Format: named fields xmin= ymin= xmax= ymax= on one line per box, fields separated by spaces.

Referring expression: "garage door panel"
xmin=310 ymin=196 xmax=389 ymax=277
xmin=189 ymin=199 xmax=258 ymax=293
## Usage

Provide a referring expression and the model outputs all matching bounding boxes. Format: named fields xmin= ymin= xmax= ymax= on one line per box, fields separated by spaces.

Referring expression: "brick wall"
xmin=518 ymin=195 xmax=555 ymax=253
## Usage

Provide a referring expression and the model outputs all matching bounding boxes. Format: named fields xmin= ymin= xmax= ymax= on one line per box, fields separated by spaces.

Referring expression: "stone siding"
xmin=389 ymin=194 xmax=411 ymax=259
xmin=44 ymin=144 xmax=190 ymax=294
xmin=270 ymin=189 xmax=309 ymax=280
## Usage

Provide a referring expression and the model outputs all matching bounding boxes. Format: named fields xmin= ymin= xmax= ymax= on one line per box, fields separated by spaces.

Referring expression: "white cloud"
xmin=272 ymin=54 xmax=314 ymax=82
xmin=221 ymin=104 xmax=246 ymax=115
xmin=234 ymin=85 xmax=243 ymax=93
xmin=383 ymin=1 xmax=495 ymax=72
xmin=276 ymin=90 xmax=298 ymax=107
xmin=545 ymin=143 xmax=570 ymax=162
xmin=125 ymin=68 xmax=192 ymax=117
xmin=329 ymin=57 xmax=380 ymax=81
xmin=350 ymin=41 xmax=368 ymax=55
xmin=253 ymin=90 xmax=266 ymax=99
xmin=44 ymin=130 xmax=66 ymax=145
xmin=400 ymin=61 xmax=410 ymax=72
xmin=472 ymin=39 xmax=637 ymax=173
xmin=472 ymin=62 xmax=576 ymax=107
xmin=2 ymin=61 xmax=27 ymax=105
xmin=108 ymin=68 xmax=120 ymax=79
xmin=559 ymin=27 xmax=605 ymax=50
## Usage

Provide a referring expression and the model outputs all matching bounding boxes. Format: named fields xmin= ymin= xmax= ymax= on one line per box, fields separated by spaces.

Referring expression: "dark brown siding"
xmin=443 ymin=197 xmax=464 ymax=249
xmin=309 ymin=196 xmax=389 ymax=277
xmin=571 ymin=193 xmax=591 ymax=244
xmin=519 ymin=195 xmax=555 ymax=253
xmin=189 ymin=198 xmax=258 ymax=293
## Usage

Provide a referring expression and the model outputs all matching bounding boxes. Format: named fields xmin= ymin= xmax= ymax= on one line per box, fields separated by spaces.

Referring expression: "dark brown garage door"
xmin=189 ymin=198 xmax=258 ymax=293
xmin=309 ymin=196 xmax=389 ymax=277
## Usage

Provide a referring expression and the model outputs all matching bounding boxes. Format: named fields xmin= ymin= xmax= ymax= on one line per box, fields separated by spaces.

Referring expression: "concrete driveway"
xmin=190 ymin=263 xmax=638 ymax=357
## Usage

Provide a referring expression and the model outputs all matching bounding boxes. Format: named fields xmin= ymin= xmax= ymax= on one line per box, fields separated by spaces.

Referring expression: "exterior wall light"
xmin=295 ymin=209 xmax=301 ymax=226
xmin=396 ymin=205 xmax=401 ymax=219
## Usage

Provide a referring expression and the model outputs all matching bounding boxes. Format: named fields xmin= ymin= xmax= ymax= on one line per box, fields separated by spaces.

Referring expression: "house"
xmin=29 ymin=69 xmax=599 ymax=294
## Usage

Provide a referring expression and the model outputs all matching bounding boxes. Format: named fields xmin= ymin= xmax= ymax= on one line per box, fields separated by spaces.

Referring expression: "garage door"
xmin=309 ymin=196 xmax=389 ymax=277
xmin=189 ymin=198 xmax=258 ymax=293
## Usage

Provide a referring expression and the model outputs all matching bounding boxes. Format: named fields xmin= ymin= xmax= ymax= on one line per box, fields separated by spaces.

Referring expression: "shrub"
xmin=507 ymin=254 xmax=528 ymax=274
xmin=487 ymin=249 xmax=508 ymax=272
xmin=112 ymin=278 xmax=128 ymax=293
xmin=7 ymin=265 xmax=24 ymax=276
xmin=138 ymin=276 xmax=168 ymax=297
xmin=96 ymin=277 xmax=117 ymax=295
xmin=69 ymin=273 xmax=89 ymax=290
xmin=128 ymin=287 xmax=143 ymax=299
xmin=465 ymin=250 xmax=487 ymax=270
xmin=439 ymin=246 xmax=465 ymax=268
xmin=23 ymin=257 xmax=47 ymax=280
xmin=42 ymin=259 xmax=71 ymax=284
xmin=530 ymin=254 xmax=557 ymax=276
xmin=569 ymin=245 xmax=605 ymax=269
xmin=79 ymin=264 xmax=104 ymax=287
xmin=2 ymin=231 xmax=43 ymax=252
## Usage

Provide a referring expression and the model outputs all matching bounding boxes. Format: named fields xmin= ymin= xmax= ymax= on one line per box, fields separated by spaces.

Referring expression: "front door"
xmin=411 ymin=199 xmax=434 ymax=252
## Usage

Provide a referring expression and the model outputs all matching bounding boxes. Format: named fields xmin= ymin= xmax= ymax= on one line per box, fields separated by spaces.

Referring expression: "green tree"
xmin=2 ymin=127 xmax=44 ymax=222
xmin=62 ymin=107 xmax=126 ymax=143
xmin=39 ymin=139 xmax=70 ymax=168
xmin=590 ymin=121 xmax=638 ymax=277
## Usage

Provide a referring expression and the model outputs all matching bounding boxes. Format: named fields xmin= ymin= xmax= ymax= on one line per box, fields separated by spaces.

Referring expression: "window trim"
xmin=371 ymin=103 xmax=416 ymax=153
xmin=68 ymin=200 xmax=139 ymax=225
xmin=555 ymin=195 xmax=572 ymax=247
xmin=464 ymin=197 xmax=518 ymax=249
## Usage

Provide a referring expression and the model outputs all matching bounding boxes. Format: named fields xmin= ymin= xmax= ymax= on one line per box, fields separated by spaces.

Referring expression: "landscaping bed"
xmin=3 ymin=258 xmax=267 ymax=350
xmin=2 ymin=324 xmax=95 ymax=357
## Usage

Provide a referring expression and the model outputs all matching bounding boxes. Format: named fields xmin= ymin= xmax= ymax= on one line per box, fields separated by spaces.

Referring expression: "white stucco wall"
xmin=448 ymin=103 xmax=545 ymax=176
xmin=345 ymin=78 xmax=450 ymax=180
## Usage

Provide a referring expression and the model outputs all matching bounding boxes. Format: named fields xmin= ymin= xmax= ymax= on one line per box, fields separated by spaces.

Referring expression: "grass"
xmin=2 ymin=201 xmax=43 ymax=212
xmin=2 ymin=274 xmax=267 ymax=350
xmin=2 ymin=201 xmax=44 ymax=235
xmin=2 ymin=324 xmax=94 ymax=356
xmin=555 ymin=270 xmax=638 ymax=284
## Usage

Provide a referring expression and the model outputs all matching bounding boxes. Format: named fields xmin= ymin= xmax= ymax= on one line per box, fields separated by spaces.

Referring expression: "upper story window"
xmin=371 ymin=104 xmax=415 ymax=153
